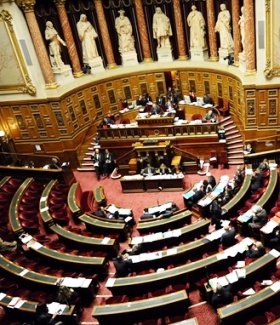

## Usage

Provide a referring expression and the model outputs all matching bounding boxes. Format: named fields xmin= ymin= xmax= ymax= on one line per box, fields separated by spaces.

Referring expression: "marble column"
xmin=206 ymin=0 xmax=218 ymax=61
xmin=95 ymin=0 xmax=117 ymax=69
xmin=134 ymin=0 xmax=152 ymax=62
xmin=231 ymin=0 xmax=241 ymax=65
xmin=244 ymin=0 xmax=256 ymax=73
xmin=173 ymin=0 xmax=187 ymax=60
xmin=54 ymin=0 xmax=83 ymax=77
xmin=20 ymin=0 xmax=57 ymax=88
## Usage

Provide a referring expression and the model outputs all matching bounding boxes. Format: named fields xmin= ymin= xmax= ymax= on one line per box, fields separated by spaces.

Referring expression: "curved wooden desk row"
xmin=131 ymin=219 xmax=210 ymax=252
xmin=92 ymin=290 xmax=188 ymax=325
xmin=237 ymin=167 xmax=278 ymax=237
xmin=128 ymin=233 xmax=220 ymax=274
xmin=68 ymin=182 xmax=83 ymax=219
xmin=8 ymin=178 xmax=107 ymax=273
xmin=0 ymin=253 xmax=94 ymax=296
xmin=105 ymin=239 xmax=250 ymax=296
xmin=0 ymin=176 xmax=11 ymax=188
xmin=79 ymin=213 xmax=128 ymax=241
xmin=136 ymin=210 xmax=192 ymax=234
xmin=0 ymin=294 xmax=75 ymax=322
xmin=40 ymin=180 xmax=118 ymax=257
xmin=204 ymin=252 xmax=277 ymax=298
xmin=217 ymin=280 xmax=280 ymax=325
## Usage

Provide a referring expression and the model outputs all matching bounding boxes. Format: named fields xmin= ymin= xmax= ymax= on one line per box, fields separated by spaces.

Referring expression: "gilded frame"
xmin=0 ymin=10 xmax=36 ymax=96
xmin=264 ymin=0 xmax=280 ymax=79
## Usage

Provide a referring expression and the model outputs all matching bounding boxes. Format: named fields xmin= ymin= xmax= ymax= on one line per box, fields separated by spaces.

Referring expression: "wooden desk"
xmin=79 ymin=213 xmax=127 ymax=241
xmin=0 ymin=176 xmax=11 ymax=188
xmin=136 ymin=114 xmax=175 ymax=127
xmin=9 ymin=178 xmax=34 ymax=235
xmin=120 ymin=176 xmax=145 ymax=193
xmin=68 ymin=182 xmax=83 ymax=219
xmin=217 ymin=281 xmax=280 ymax=324
xmin=106 ymin=247 xmax=242 ymax=296
xmin=137 ymin=210 xmax=192 ymax=234
xmin=92 ymin=290 xmax=189 ymax=325
xmin=132 ymin=219 xmax=210 ymax=252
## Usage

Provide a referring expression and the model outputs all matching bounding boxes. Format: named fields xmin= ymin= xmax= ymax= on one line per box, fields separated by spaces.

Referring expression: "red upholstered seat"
xmin=245 ymin=315 xmax=269 ymax=325
xmin=209 ymin=150 xmax=218 ymax=169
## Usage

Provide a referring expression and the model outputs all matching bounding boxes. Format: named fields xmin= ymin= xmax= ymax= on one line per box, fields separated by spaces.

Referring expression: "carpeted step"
xmin=226 ymin=138 xmax=243 ymax=145
xmin=226 ymin=134 xmax=242 ymax=141
xmin=77 ymin=167 xmax=95 ymax=171
xmin=82 ymin=162 xmax=94 ymax=166
xmin=228 ymin=160 xmax=244 ymax=165
xmin=226 ymin=129 xmax=239 ymax=136
xmin=83 ymin=157 xmax=91 ymax=161
xmin=227 ymin=143 xmax=244 ymax=149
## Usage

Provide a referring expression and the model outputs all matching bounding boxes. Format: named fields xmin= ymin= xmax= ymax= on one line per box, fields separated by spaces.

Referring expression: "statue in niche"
xmin=77 ymin=14 xmax=99 ymax=64
xmin=238 ymin=6 xmax=245 ymax=55
xmin=45 ymin=21 xmax=66 ymax=68
xmin=115 ymin=9 xmax=135 ymax=53
xmin=215 ymin=3 xmax=234 ymax=51
xmin=187 ymin=5 xmax=207 ymax=48
xmin=153 ymin=7 xmax=172 ymax=48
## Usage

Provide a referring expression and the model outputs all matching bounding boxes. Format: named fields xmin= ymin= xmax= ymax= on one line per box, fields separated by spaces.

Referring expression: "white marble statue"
xmin=238 ymin=6 xmax=245 ymax=54
xmin=187 ymin=5 xmax=207 ymax=48
xmin=153 ymin=7 xmax=172 ymax=48
xmin=115 ymin=9 xmax=135 ymax=53
xmin=77 ymin=14 xmax=99 ymax=64
xmin=215 ymin=3 xmax=234 ymax=51
xmin=45 ymin=21 xmax=66 ymax=68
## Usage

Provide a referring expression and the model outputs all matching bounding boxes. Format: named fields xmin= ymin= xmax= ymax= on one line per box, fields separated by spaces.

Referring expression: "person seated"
xmin=106 ymin=110 xmax=115 ymax=121
xmin=246 ymin=241 xmax=266 ymax=259
xmin=269 ymin=226 xmax=280 ymax=250
xmin=145 ymin=92 xmax=152 ymax=103
xmin=120 ymin=99 xmax=128 ymax=109
xmin=49 ymin=157 xmax=60 ymax=169
xmin=0 ymin=237 xmax=18 ymax=253
xmin=203 ymin=180 xmax=212 ymax=194
xmin=203 ymin=109 xmax=216 ymax=122
xmin=150 ymin=104 xmax=162 ymax=115
xmin=232 ymin=179 xmax=242 ymax=196
xmin=99 ymin=116 xmax=114 ymax=127
xmin=220 ymin=225 xmax=236 ymax=247
xmin=187 ymin=185 xmax=205 ymax=210
xmin=94 ymin=206 xmax=107 ymax=218
xmin=158 ymin=163 xmax=170 ymax=175
xmin=165 ymin=100 xmax=176 ymax=114
xmin=244 ymin=143 xmax=255 ymax=154
xmin=57 ymin=286 xmax=80 ymax=307
xmin=248 ymin=205 xmax=268 ymax=228
xmin=35 ymin=302 xmax=63 ymax=325
xmin=136 ymin=95 xmax=147 ymax=106
xmin=258 ymin=158 xmax=269 ymax=173
xmin=93 ymin=132 xmax=100 ymax=145
xmin=250 ymin=169 xmax=263 ymax=193
xmin=234 ymin=165 xmax=245 ymax=182
xmin=219 ymin=185 xmax=233 ymax=205
xmin=113 ymin=254 xmax=132 ymax=277
xmin=156 ymin=93 xmax=166 ymax=107
xmin=171 ymin=164 xmax=183 ymax=175
xmin=211 ymin=283 xmax=233 ymax=309
xmin=203 ymin=93 xmax=213 ymax=105
xmin=142 ymin=163 xmax=155 ymax=176
xmin=189 ymin=89 xmax=197 ymax=103
xmin=210 ymin=199 xmax=223 ymax=230
xmin=121 ymin=243 xmax=142 ymax=256
xmin=206 ymin=172 xmax=216 ymax=188
xmin=140 ymin=207 xmax=173 ymax=220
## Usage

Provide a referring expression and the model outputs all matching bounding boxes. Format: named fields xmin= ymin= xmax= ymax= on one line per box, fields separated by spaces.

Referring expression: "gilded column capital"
xmin=53 ymin=0 xmax=66 ymax=7
xmin=17 ymin=0 xmax=36 ymax=12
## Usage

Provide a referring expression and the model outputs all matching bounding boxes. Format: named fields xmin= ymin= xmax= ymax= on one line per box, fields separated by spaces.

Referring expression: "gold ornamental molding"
xmin=264 ymin=0 xmax=280 ymax=79
xmin=0 ymin=9 xmax=36 ymax=96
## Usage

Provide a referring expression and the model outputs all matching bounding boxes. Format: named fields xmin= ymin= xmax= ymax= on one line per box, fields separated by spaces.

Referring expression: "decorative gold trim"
xmin=0 ymin=10 xmax=36 ymax=96
xmin=264 ymin=0 xmax=280 ymax=79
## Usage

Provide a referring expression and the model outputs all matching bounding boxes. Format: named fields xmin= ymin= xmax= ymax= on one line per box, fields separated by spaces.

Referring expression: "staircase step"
xmin=83 ymin=157 xmax=91 ymax=161
xmin=226 ymin=129 xmax=239 ymax=136
xmin=227 ymin=143 xmax=244 ymax=149
xmin=226 ymin=134 xmax=242 ymax=141
xmin=82 ymin=162 xmax=94 ymax=166
xmin=229 ymin=160 xmax=244 ymax=165
xmin=77 ymin=167 xmax=95 ymax=171
xmin=224 ymin=125 xmax=236 ymax=132
xmin=221 ymin=120 xmax=234 ymax=128
xmin=227 ymin=139 xmax=243 ymax=145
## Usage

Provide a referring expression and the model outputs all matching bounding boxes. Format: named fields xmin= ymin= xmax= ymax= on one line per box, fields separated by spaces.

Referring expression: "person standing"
xmin=103 ymin=149 xmax=114 ymax=177
xmin=115 ymin=9 xmax=135 ymax=53
xmin=77 ymin=14 xmax=99 ymax=64
xmin=215 ymin=3 xmax=234 ymax=51
xmin=91 ymin=148 xmax=103 ymax=181
xmin=187 ymin=5 xmax=207 ymax=48
xmin=45 ymin=21 xmax=66 ymax=68
xmin=153 ymin=7 xmax=172 ymax=48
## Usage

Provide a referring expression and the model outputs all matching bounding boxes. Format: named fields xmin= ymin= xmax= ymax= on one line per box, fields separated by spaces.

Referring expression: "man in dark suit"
xmin=142 ymin=163 xmax=156 ymax=176
xmin=187 ymin=185 xmax=205 ymax=210
xmin=156 ymin=93 xmax=166 ymax=107
xmin=221 ymin=225 xmax=236 ymax=247
xmin=158 ymin=163 xmax=170 ymax=175
xmin=250 ymin=169 xmax=263 ymax=193
xmin=113 ymin=254 xmax=132 ymax=277
xmin=150 ymin=104 xmax=163 ymax=115
xmin=91 ymin=148 xmax=104 ymax=180
xmin=103 ymin=149 xmax=114 ymax=177
xmin=211 ymin=283 xmax=233 ymax=309
xmin=206 ymin=172 xmax=216 ymax=188
xmin=246 ymin=241 xmax=266 ymax=259
xmin=49 ymin=157 xmax=60 ymax=169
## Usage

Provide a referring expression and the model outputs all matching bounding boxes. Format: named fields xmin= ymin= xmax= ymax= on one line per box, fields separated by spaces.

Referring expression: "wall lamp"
xmin=0 ymin=130 xmax=10 ymax=143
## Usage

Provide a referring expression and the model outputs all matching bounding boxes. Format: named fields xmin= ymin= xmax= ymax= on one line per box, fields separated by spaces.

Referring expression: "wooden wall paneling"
xmin=258 ymin=90 xmax=267 ymax=127
xmin=154 ymin=72 xmax=165 ymax=96
xmin=178 ymin=71 xmax=189 ymax=96
xmin=146 ymin=74 xmax=157 ymax=100
xmin=129 ymin=76 xmax=140 ymax=100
